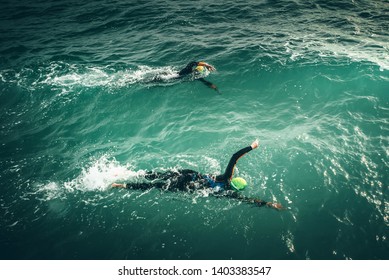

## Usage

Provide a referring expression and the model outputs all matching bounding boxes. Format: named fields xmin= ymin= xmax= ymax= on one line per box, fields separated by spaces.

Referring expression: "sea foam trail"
xmin=43 ymin=64 xmax=181 ymax=88
xmin=35 ymin=156 xmax=143 ymax=200
xmin=0 ymin=63 xmax=215 ymax=93
xmin=0 ymin=63 xmax=182 ymax=90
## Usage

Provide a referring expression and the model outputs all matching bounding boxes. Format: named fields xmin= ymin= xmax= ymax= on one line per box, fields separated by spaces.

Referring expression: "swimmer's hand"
xmin=251 ymin=139 xmax=259 ymax=149
xmin=206 ymin=65 xmax=216 ymax=71
xmin=112 ymin=183 xmax=126 ymax=188
xmin=211 ymin=84 xmax=221 ymax=94
xmin=266 ymin=202 xmax=284 ymax=210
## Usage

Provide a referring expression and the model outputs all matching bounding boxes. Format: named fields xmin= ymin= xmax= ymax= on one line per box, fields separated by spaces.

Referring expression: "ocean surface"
xmin=0 ymin=0 xmax=388 ymax=260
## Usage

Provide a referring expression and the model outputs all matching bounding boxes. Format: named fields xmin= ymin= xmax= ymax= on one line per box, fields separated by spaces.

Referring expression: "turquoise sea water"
xmin=0 ymin=0 xmax=388 ymax=260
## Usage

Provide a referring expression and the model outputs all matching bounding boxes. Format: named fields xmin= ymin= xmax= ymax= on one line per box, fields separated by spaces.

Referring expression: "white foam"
xmin=65 ymin=156 xmax=143 ymax=191
xmin=129 ymin=65 xmax=180 ymax=83
xmin=50 ymin=67 xmax=110 ymax=87
xmin=36 ymin=156 xmax=145 ymax=200
xmin=34 ymin=182 xmax=65 ymax=201
xmin=42 ymin=64 xmax=180 ymax=89
xmin=284 ymin=33 xmax=389 ymax=70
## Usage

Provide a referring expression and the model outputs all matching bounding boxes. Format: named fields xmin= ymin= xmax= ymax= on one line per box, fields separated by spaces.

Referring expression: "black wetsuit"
xmin=123 ymin=145 xmax=268 ymax=207
xmin=177 ymin=61 xmax=217 ymax=91
xmin=178 ymin=61 xmax=199 ymax=77
xmin=125 ymin=145 xmax=253 ymax=191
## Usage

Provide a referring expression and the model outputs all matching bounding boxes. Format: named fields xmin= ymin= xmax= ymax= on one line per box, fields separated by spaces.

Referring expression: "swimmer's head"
xmin=230 ymin=177 xmax=247 ymax=191
xmin=194 ymin=65 xmax=206 ymax=73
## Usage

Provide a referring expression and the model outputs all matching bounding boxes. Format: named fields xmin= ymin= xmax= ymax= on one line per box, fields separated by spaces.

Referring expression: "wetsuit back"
xmin=178 ymin=61 xmax=199 ymax=76
xmin=125 ymin=169 xmax=205 ymax=192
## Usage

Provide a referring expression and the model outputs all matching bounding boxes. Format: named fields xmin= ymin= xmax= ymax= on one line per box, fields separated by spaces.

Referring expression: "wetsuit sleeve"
xmin=198 ymin=78 xmax=219 ymax=93
xmin=198 ymin=78 xmax=213 ymax=87
xmin=178 ymin=61 xmax=198 ymax=76
xmin=224 ymin=191 xmax=268 ymax=207
xmin=216 ymin=146 xmax=253 ymax=182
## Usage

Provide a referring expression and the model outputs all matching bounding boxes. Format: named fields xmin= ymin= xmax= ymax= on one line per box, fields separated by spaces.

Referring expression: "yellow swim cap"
xmin=195 ymin=65 xmax=205 ymax=72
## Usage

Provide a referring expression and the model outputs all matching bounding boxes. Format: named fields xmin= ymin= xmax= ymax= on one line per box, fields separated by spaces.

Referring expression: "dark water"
xmin=0 ymin=0 xmax=388 ymax=260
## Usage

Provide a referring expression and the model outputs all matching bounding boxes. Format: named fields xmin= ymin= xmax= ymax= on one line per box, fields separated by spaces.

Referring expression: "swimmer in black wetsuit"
xmin=178 ymin=61 xmax=219 ymax=93
xmin=112 ymin=140 xmax=283 ymax=210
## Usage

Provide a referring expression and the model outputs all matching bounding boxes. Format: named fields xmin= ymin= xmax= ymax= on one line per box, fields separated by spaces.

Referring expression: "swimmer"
xmin=112 ymin=139 xmax=283 ymax=210
xmin=178 ymin=61 xmax=219 ymax=93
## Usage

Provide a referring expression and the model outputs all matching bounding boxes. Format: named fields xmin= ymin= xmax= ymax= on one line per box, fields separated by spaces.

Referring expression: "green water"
xmin=0 ymin=0 xmax=388 ymax=260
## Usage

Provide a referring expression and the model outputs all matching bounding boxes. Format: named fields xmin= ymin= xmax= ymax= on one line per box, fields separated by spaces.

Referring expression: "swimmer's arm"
xmin=198 ymin=62 xmax=216 ymax=71
xmin=248 ymin=198 xmax=284 ymax=210
xmin=250 ymin=139 xmax=259 ymax=149
xmin=228 ymin=192 xmax=284 ymax=210
xmin=198 ymin=78 xmax=220 ymax=93
xmin=222 ymin=139 xmax=259 ymax=181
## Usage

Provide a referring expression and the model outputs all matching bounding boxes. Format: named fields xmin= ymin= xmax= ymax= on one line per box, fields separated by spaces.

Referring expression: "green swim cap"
xmin=230 ymin=177 xmax=247 ymax=191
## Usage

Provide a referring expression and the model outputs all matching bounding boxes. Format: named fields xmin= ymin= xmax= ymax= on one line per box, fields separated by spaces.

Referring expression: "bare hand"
xmin=206 ymin=65 xmax=216 ymax=71
xmin=251 ymin=139 xmax=259 ymax=149
xmin=266 ymin=202 xmax=283 ymax=210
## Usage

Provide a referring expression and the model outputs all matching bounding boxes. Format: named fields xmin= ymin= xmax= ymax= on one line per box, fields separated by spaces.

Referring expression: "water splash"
xmin=35 ymin=156 xmax=144 ymax=200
